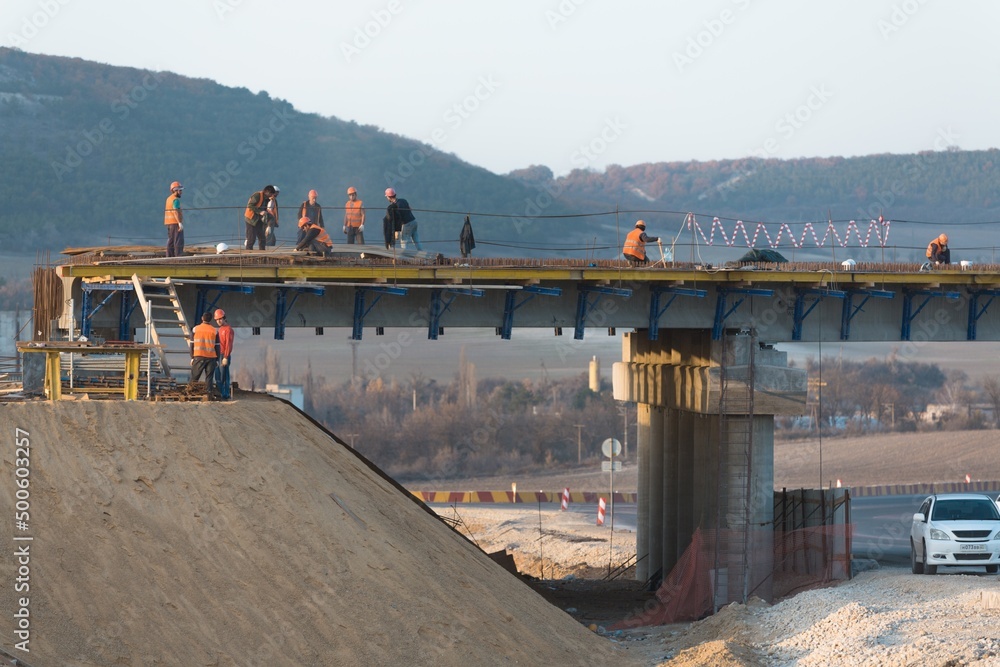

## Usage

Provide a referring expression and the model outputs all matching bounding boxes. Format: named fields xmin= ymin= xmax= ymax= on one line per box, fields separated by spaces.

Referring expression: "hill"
xmin=3 ymin=48 xmax=999 ymax=263
xmin=0 ymin=48 xmax=571 ymax=254
xmin=0 ymin=396 xmax=636 ymax=665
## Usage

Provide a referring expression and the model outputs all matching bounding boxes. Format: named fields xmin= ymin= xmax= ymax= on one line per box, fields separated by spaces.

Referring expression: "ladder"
xmin=131 ymin=275 xmax=192 ymax=378
xmin=714 ymin=329 xmax=756 ymax=611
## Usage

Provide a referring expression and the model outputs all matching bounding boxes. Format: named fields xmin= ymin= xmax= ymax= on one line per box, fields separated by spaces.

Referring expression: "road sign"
xmin=601 ymin=438 xmax=622 ymax=458
xmin=601 ymin=461 xmax=622 ymax=472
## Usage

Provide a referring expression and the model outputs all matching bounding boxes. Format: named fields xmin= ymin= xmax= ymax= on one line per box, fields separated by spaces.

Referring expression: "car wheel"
xmin=910 ymin=539 xmax=924 ymax=574
xmin=923 ymin=541 xmax=937 ymax=575
xmin=986 ymin=564 xmax=999 ymax=574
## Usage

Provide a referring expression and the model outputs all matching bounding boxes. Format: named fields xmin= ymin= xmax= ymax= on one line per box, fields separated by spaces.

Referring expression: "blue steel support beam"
xmin=119 ymin=291 xmax=138 ymax=341
xmin=500 ymin=286 xmax=562 ymax=340
xmin=791 ymin=288 xmax=847 ymax=341
xmin=900 ymin=289 xmax=961 ymax=341
xmin=966 ymin=289 xmax=1000 ymax=340
xmin=711 ymin=287 xmax=774 ymax=340
xmin=195 ymin=284 xmax=255 ymax=322
xmin=274 ymin=285 xmax=326 ymax=340
xmin=80 ymin=282 xmax=135 ymax=339
xmin=840 ymin=289 xmax=895 ymax=340
xmin=352 ymin=286 xmax=408 ymax=340
xmin=574 ymin=285 xmax=632 ymax=340
xmin=648 ymin=286 xmax=707 ymax=341
xmin=428 ymin=288 xmax=485 ymax=340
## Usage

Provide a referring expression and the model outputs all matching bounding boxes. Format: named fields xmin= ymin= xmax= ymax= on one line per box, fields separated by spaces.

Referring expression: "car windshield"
xmin=931 ymin=499 xmax=1000 ymax=522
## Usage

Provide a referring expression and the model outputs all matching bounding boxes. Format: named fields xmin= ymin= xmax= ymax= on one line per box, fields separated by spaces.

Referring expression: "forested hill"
xmin=513 ymin=150 xmax=1000 ymax=230
xmin=2 ymin=47 xmax=999 ymax=260
xmin=0 ymin=48 xmax=567 ymax=253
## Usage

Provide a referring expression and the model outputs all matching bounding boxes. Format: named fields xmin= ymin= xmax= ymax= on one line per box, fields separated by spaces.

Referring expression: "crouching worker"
xmin=926 ymin=233 xmax=951 ymax=266
xmin=296 ymin=216 xmax=333 ymax=257
xmin=623 ymin=220 xmax=659 ymax=265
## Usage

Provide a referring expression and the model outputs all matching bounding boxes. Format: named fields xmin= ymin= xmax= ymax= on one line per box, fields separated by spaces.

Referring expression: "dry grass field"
xmin=410 ymin=428 xmax=1000 ymax=493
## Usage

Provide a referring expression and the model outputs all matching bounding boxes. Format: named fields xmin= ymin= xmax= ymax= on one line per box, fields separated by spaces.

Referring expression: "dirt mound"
xmin=0 ymin=398 xmax=637 ymax=666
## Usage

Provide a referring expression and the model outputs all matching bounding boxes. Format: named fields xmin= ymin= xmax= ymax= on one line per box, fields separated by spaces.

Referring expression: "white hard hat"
xmin=216 ymin=242 xmax=229 ymax=254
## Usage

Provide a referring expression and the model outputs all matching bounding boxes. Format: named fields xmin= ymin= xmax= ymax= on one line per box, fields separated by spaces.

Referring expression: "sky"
xmin=4 ymin=0 xmax=1000 ymax=177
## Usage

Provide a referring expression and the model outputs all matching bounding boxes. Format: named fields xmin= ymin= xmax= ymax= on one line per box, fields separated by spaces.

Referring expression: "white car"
xmin=910 ymin=493 xmax=1000 ymax=575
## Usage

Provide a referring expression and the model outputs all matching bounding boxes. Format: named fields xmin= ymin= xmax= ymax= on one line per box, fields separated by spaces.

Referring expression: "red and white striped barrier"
xmin=686 ymin=213 xmax=891 ymax=249
xmin=596 ymin=497 xmax=606 ymax=526
xmin=560 ymin=487 xmax=570 ymax=511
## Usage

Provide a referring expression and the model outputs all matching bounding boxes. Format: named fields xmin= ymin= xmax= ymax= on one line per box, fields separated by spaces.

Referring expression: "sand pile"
xmin=0 ymin=397 xmax=637 ymax=666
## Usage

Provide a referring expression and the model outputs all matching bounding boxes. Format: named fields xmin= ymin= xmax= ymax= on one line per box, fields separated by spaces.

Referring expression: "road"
xmin=434 ymin=494 xmax=935 ymax=567
xmin=850 ymin=493 xmax=925 ymax=565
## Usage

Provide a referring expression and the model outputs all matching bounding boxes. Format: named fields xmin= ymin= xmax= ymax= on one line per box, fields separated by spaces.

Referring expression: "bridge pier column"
xmin=617 ymin=329 xmax=806 ymax=604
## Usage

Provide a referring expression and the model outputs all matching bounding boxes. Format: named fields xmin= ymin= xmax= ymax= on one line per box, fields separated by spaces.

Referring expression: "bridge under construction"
xmin=28 ymin=245 xmax=1000 ymax=608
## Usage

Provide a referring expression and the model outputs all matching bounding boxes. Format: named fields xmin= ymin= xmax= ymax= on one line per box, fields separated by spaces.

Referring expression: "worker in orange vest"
xmin=344 ymin=186 xmax=366 ymax=244
xmin=296 ymin=216 xmax=333 ymax=257
xmin=623 ymin=220 xmax=660 ymax=264
xmin=164 ymin=181 xmax=184 ymax=257
xmin=190 ymin=311 xmax=220 ymax=397
xmin=213 ymin=309 xmax=234 ymax=400
xmin=926 ymin=233 xmax=950 ymax=266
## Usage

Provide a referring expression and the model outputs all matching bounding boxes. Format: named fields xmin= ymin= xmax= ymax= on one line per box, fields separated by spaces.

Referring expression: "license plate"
xmin=960 ymin=544 xmax=987 ymax=551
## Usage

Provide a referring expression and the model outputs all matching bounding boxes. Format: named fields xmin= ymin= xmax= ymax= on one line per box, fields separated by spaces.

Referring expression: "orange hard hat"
xmin=384 ymin=187 xmax=396 ymax=197
xmin=347 ymin=187 xmax=357 ymax=194
xmin=299 ymin=216 xmax=311 ymax=227
xmin=214 ymin=309 xmax=226 ymax=320
xmin=938 ymin=233 xmax=948 ymax=244
xmin=170 ymin=181 xmax=183 ymax=192
xmin=308 ymin=189 xmax=318 ymax=198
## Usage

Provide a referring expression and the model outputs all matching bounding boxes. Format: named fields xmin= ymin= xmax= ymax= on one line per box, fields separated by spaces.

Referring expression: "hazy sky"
xmin=4 ymin=0 xmax=1000 ymax=176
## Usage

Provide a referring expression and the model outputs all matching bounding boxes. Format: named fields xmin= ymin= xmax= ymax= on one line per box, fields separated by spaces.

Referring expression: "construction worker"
xmin=623 ymin=220 xmax=660 ymax=265
xmin=385 ymin=188 xmax=421 ymax=250
xmin=926 ymin=233 xmax=951 ymax=266
xmin=296 ymin=216 xmax=333 ymax=257
xmin=244 ymin=185 xmax=277 ymax=251
xmin=164 ymin=181 xmax=184 ymax=257
xmin=190 ymin=311 xmax=220 ymax=397
xmin=297 ymin=190 xmax=325 ymax=246
xmin=265 ymin=186 xmax=280 ymax=247
xmin=213 ymin=309 xmax=234 ymax=400
xmin=344 ymin=187 xmax=365 ymax=244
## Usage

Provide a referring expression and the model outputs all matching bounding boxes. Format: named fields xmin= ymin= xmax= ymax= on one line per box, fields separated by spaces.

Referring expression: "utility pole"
xmin=574 ymin=424 xmax=584 ymax=464
xmin=344 ymin=433 xmax=358 ymax=449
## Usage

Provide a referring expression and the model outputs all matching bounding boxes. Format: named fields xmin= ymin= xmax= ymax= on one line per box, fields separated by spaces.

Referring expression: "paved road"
xmin=433 ymin=494 xmax=932 ymax=567
xmin=850 ymin=494 xmax=926 ymax=565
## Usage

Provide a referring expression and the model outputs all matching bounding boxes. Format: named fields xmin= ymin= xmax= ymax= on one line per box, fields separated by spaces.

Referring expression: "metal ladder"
xmin=714 ymin=329 xmax=756 ymax=610
xmin=131 ymin=275 xmax=192 ymax=378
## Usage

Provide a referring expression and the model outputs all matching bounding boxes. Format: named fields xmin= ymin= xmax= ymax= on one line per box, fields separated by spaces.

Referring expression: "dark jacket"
xmin=459 ymin=216 xmax=476 ymax=257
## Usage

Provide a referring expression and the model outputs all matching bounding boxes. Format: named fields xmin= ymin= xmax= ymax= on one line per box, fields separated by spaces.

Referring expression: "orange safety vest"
xmin=164 ymin=193 xmax=182 ymax=226
xmin=344 ymin=199 xmax=365 ymax=228
xmin=312 ymin=225 xmax=333 ymax=247
xmin=245 ymin=191 xmax=267 ymax=222
xmin=926 ymin=240 xmax=944 ymax=259
xmin=623 ymin=228 xmax=646 ymax=260
xmin=191 ymin=322 xmax=218 ymax=358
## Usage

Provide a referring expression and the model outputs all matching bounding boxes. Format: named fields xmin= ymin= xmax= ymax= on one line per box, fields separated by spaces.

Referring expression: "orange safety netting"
xmin=613 ymin=523 xmax=852 ymax=628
